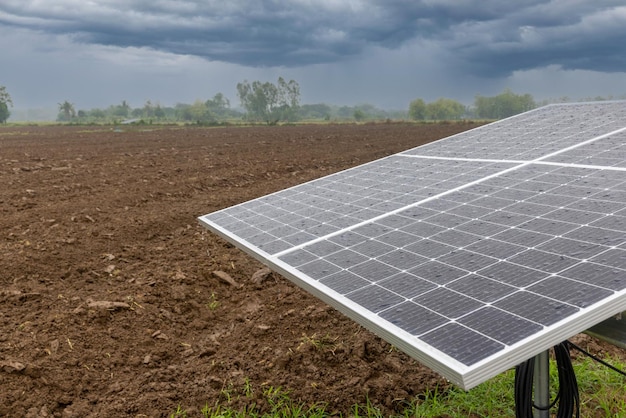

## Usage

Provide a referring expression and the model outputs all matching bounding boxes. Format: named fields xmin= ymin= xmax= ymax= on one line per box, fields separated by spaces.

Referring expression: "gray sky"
xmin=2 ymin=0 xmax=626 ymax=112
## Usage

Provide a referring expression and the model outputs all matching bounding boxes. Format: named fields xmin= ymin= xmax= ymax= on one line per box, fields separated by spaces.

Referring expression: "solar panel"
xmin=199 ymin=101 xmax=626 ymax=390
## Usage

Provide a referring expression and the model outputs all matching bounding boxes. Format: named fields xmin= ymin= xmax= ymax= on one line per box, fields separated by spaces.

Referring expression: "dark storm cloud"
xmin=0 ymin=0 xmax=386 ymax=66
xmin=1 ymin=0 xmax=625 ymax=75
xmin=447 ymin=1 xmax=626 ymax=76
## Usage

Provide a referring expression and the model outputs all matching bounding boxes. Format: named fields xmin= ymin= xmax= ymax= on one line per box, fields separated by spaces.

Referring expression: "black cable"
xmin=514 ymin=342 xmax=580 ymax=418
xmin=515 ymin=339 xmax=626 ymax=417
xmin=566 ymin=340 xmax=626 ymax=378
xmin=514 ymin=359 xmax=534 ymax=418
xmin=554 ymin=342 xmax=580 ymax=418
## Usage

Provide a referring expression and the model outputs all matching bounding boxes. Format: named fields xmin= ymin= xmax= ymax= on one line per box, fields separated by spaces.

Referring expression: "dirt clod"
xmin=86 ymin=300 xmax=131 ymax=310
xmin=212 ymin=270 xmax=240 ymax=287
xmin=1 ymin=360 xmax=26 ymax=373
xmin=251 ymin=267 xmax=273 ymax=284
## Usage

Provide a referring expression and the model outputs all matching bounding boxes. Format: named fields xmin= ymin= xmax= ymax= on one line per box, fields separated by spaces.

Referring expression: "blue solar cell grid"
xmin=209 ymin=156 xmax=514 ymax=256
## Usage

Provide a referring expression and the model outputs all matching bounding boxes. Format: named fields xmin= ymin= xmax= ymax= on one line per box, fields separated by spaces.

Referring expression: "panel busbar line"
xmin=199 ymin=101 xmax=626 ymax=390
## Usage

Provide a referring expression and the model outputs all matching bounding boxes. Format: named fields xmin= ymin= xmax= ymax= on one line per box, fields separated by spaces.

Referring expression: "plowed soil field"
xmin=1 ymin=123 xmax=623 ymax=417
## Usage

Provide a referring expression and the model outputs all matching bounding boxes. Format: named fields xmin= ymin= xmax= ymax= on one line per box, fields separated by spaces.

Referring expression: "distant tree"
xmin=298 ymin=103 xmax=332 ymax=120
xmin=474 ymin=89 xmax=535 ymax=119
xmin=204 ymin=93 xmax=234 ymax=120
xmin=190 ymin=99 xmax=213 ymax=122
xmin=0 ymin=102 xmax=9 ymax=124
xmin=205 ymin=93 xmax=230 ymax=118
xmin=131 ymin=108 xmax=143 ymax=118
xmin=277 ymin=77 xmax=300 ymax=121
xmin=89 ymin=108 xmax=107 ymax=120
xmin=174 ymin=101 xmax=211 ymax=123
xmin=426 ymin=98 xmax=465 ymax=120
xmin=143 ymin=100 xmax=155 ymax=118
xmin=335 ymin=106 xmax=353 ymax=119
xmin=355 ymin=104 xmax=377 ymax=117
xmin=153 ymin=104 xmax=165 ymax=119
xmin=237 ymin=77 xmax=300 ymax=124
xmin=329 ymin=103 xmax=400 ymax=121
xmin=408 ymin=98 xmax=427 ymax=120
xmin=237 ymin=80 xmax=278 ymax=123
xmin=175 ymin=103 xmax=190 ymax=120
xmin=0 ymin=86 xmax=12 ymax=106
xmin=58 ymin=100 xmax=76 ymax=121
xmin=111 ymin=100 xmax=131 ymax=118
xmin=353 ymin=109 xmax=365 ymax=121
xmin=0 ymin=85 xmax=14 ymax=123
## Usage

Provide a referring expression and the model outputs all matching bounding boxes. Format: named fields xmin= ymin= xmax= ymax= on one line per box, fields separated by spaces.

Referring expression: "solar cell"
xmin=199 ymin=101 xmax=626 ymax=389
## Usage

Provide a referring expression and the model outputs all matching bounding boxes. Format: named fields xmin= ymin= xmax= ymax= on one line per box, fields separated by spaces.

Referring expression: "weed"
xmin=207 ymin=292 xmax=219 ymax=310
xmin=298 ymin=333 xmax=341 ymax=353
xmin=219 ymin=382 xmax=235 ymax=403
xmin=243 ymin=378 xmax=254 ymax=398
xmin=351 ymin=396 xmax=384 ymax=418
xmin=170 ymin=405 xmax=188 ymax=418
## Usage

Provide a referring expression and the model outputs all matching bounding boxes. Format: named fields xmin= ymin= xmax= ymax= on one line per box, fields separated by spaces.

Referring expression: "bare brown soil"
xmin=1 ymin=123 xmax=623 ymax=417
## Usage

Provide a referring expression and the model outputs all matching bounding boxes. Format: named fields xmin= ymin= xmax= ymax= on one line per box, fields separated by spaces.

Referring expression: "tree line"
xmin=1 ymin=81 xmax=624 ymax=125
xmin=408 ymin=90 xmax=535 ymax=121
xmin=54 ymin=95 xmax=241 ymax=124
xmin=49 ymin=77 xmax=406 ymax=124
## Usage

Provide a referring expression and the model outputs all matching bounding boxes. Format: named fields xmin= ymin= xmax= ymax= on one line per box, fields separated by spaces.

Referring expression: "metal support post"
xmin=533 ymin=350 xmax=550 ymax=418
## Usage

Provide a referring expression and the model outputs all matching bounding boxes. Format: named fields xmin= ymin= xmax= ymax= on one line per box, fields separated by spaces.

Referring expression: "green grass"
xmin=406 ymin=355 xmax=626 ymax=417
xmin=207 ymin=292 xmax=220 ymax=310
xmin=170 ymin=385 xmax=330 ymax=418
xmin=170 ymin=355 xmax=626 ymax=418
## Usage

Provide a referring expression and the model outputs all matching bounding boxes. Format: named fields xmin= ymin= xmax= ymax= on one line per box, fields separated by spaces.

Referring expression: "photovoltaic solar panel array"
xmin=199 ymin=102 xmax=626 ymax=389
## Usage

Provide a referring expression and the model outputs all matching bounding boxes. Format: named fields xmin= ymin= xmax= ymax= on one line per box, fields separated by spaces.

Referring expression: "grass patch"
xmin=409 ymin=355 xmax=626 ymax=418
xmin=170 ymin=355 xmax=626 ymax=417
xmin=298 ymin=333 xmax=342 ymax=353
xmin=170 ymin=385 xmax=330 ymax=418
xmin=207 ymin=292 xmax=219 ymax=310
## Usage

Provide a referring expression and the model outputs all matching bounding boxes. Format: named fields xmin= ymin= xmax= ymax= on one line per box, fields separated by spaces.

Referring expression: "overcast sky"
xmin=1 ymin=0 xmax=626 ymax=113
